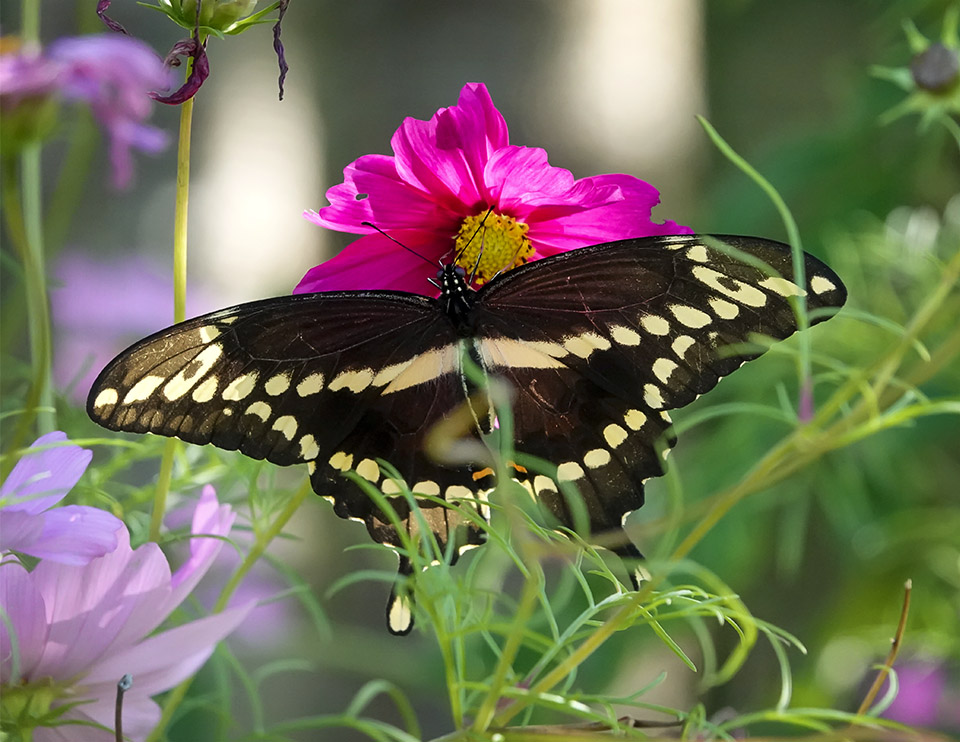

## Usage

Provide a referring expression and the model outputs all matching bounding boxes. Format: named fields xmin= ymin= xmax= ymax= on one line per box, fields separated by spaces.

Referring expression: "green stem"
xmin=148 ymin=480 xmax=313 ymax=741
xmin=22 ymin=142 xmax=56 ymax=436
xmin=149 ymin=95 xmax=195 ymax=541
xmin=697 ymin=116 xmax=812 ymax=406
xmin=21 ymin=0 xmax=39 ymax=43
xmin=173 ymin=96 xmax=194 ymax=324
xmin=472 ymin=569 xmax=542 ymax=732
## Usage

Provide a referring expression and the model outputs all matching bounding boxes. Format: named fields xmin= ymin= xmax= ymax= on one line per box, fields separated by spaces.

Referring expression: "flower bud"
xmin=177 ymin=0 xmax=261 ymax=32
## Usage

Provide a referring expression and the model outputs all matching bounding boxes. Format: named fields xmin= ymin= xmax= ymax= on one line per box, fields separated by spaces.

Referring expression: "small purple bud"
xmin=910 ymin=42 xmax=959 ymax=92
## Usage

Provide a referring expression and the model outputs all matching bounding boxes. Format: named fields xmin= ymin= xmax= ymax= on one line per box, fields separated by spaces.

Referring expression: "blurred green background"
xmin=2 ymin=0 xmax=959 ymax=739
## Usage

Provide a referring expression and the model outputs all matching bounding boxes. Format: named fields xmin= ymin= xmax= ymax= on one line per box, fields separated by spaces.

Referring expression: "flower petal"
xmin=0 ymin=509 xmax=44 ymax=555
xmin=391 ymin=82 xmax=506 ymax=209
xmin=294 ymin=231 xmax=447 ymax=294
xmin=0 ymin=431 xmax=91 ymax=514
xmin=31 ymin=530 xmax=172 ymax=679
xmin=167 ymin=486 xmax=235 ymax=605
xmin=483 ymin=145 xmax=578 ymax=213
xmin=0 ymin=562 xmax=49 ymax=682
xmin=19 ymin=505 xmax=121 ymax=565
xmin=309 ymin=154 xmax=460 ymax=234
xmin=527 ymin=173 xmax=692 ymax=251
xmin=82 ymin=602 xmax=254 ymax=696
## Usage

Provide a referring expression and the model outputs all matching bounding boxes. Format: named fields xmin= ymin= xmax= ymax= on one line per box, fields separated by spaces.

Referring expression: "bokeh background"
xmin=2 ymin=0 xmax=959 ymax=739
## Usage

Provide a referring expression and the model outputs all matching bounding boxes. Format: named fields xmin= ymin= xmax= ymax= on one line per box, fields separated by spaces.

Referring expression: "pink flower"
xmin=296 ymin=82 xmax=691 ymax=295
xmin=0 ymin=432 xmax=120 ymax=565
xmin=0 ymin=486 xmax=252 ymax=742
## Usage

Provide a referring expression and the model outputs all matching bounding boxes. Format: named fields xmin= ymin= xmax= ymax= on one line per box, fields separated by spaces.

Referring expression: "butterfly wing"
xmin=87 ymin=291 xmax=485 ymax=576
xmin=472 ymin=234 xmax=846 ymax=541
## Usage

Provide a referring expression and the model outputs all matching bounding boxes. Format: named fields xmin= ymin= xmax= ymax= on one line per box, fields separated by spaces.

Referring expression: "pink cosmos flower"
xmin=0 ymin=35 xmax=172 ymax=188
xmin=296 ymin=82 xmax=691 ymax=295
xmin=0 ymin=486 xmax=251 ymax=742
xmin=0 ymin=432 xmax=120 ymax=565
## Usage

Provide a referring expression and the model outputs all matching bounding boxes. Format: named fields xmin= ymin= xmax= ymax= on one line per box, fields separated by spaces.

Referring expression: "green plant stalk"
xmin=149 ymin=92 xmax=196 ymax=542
xmin=148 ymin=479 xmax=313 ymax=741
xmin=471 ymin=566 xmax=543 ymax=732
xmin=22 ymin=144 xmax=56 ymax=437
xmin=697 ymin=116 xmax=812 ymax=404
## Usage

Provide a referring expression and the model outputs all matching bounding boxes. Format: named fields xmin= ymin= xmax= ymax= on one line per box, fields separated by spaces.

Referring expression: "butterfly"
xmin=87 ymin=234 xmax=847 ymax=633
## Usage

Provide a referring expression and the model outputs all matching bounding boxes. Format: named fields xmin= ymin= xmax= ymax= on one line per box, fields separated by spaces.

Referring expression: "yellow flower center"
xmin=453 ymin=211 xmax=533 ymax=284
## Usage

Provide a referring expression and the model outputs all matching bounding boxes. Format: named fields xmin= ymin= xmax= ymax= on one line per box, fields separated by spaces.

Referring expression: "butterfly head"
xmin=438 ymin=263 xmax=476 ymax=328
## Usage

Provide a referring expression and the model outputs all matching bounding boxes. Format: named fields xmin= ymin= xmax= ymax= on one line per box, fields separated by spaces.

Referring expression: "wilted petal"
xmin=273 ymin=0 xmax=289 ymax=100
xmin=0 ymin=562 xmax=49 ymax=682
xmin=150 ymin=38 xmax=210 ymax=105
xmin=96 ymin=0 xmax=128 ymax=34
xmin=0 ymin=431 xmax=91 ymax=514
xmin=22 ymin=505 xmax=121 ymax=565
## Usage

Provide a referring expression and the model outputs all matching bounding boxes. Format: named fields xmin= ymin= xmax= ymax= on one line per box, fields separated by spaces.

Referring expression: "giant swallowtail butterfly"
xmin=87 ymin=235 xmax=846 ymax=633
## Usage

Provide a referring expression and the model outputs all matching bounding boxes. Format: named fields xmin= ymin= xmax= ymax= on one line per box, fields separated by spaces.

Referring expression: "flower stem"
xmin=149 ymin=95 xmax=195 ymax=541
xmin=22 ymin=141 xmax=56 ymax=437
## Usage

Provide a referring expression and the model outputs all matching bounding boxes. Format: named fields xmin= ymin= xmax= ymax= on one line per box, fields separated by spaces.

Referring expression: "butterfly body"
xmin=87 ymin=235 xmax=847 ymax=633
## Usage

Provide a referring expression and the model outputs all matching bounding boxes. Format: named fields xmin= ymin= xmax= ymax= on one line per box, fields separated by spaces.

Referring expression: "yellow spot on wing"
xmin=669 ymin=304 xmax=711 ymax=329
xmin=223 ymin=372 xmax=258 ymax=401
xmin=296 ymin=373 xmax=324 ymax=397
xmin=610 ymin=325 xmax=641 ymax=346
xmin=557 ymin=461 xmax=585 ymax=482
xmin=123 ymin=375 xmax=165 ymax=404
xmin=265 ymin=373 xmax=291 ymax=396
xmin=641 ymin=315 xmax=671 ymax=336
xmin=94 ymin=388 xmax=118 ymax=408
xmin=477 ymin=337 xmax=566 ymax=370
xmin=329 ymin=368 xmax=375 ymax=393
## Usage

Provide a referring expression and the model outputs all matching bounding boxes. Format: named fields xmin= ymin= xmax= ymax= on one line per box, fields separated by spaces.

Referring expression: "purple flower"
xmin=296 ymin=82 xmax=691 ymax=296
xmin=886 ymin=661 xmax=956 ymax=728
xmin=0 ymin=432 xmax=120 ymax=565
xmin=0 ymin=43 xmax=60 ymax=106
xmin=0 ymin=486 xmax=251 ymax=742
xmin=0 ymin=35 xmax=172 ymax=188
xmin=48 ymin=35 xmax=173 ymax=188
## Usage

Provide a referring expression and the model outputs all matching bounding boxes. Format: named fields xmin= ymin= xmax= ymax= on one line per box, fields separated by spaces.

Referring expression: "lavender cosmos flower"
xmin=296 ymin=82 xmax=691 ymax=296
xmin=0 ymin=487 xmax=251 ymax=742
xmin=0 ymin=35 xmax=171 ymax=188
xmin=0 ymin=432 xmax=120 ymax=565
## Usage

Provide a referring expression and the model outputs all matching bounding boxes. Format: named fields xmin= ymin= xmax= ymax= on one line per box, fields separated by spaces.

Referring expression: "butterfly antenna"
xmin=453 ymin=207 xmax=495 ymax=283
xmin=362 ymin=221 xmax=439 ymax=268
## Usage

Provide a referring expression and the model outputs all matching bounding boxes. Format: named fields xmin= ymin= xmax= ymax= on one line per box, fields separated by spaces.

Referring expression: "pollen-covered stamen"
xmin=454 ymin=212 xmax=533 ymax=284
